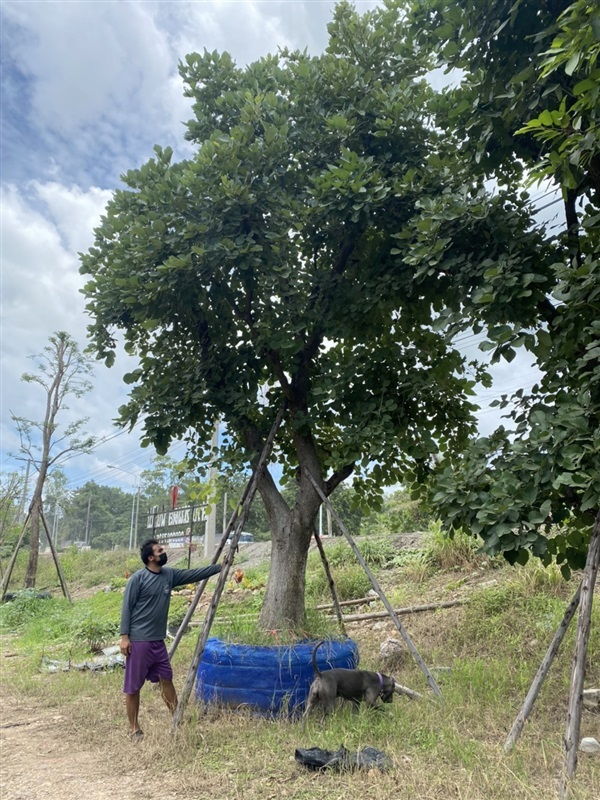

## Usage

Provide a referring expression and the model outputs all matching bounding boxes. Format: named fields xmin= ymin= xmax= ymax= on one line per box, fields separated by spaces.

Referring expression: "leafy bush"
xmin=73 ymin=613 xmax=118 ymax=652
xmin=307 ymin=562 xmax=371 ymax=602
xmin=0 ymin=592 xmax=50 ymax=631
xmin=356 ymin=537 xmax=397 ymax=568
xmin=168 ymin=595 xmax=190 ymax=629
xmin=370 ymin=490 xmax=433 ymax=534
xmin=424 ymin=521 xmax=482 ymax=571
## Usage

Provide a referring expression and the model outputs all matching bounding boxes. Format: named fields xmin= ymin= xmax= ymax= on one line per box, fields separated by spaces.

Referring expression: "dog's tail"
xmin=311 ymin=640 xmax=325 ymax=676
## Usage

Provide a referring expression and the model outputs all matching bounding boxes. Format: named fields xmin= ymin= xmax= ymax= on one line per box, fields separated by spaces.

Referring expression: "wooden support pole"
xmin=0 ymin=512 xmax=31 ymax=600
xmin=306 ymin=471 xmax=442 ymax=697
xmin=559 ymin=511 xmax=600 ymax=799
xmin=170 ymin=404 xmax=286 ymax=731
xmin=39 ymin=508 xmax=72 ymax=604
xmin=313 ymin=528 xmax=346 ymax=635
xmin=168 ymin=404 xmax=285 ymax=661
xmin=504 ymin=583 xmax=581 ymax=753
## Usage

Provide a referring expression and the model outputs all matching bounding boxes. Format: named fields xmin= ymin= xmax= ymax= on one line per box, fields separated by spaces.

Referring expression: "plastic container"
xmin=196 ymin=636 xmax=359 ymax=715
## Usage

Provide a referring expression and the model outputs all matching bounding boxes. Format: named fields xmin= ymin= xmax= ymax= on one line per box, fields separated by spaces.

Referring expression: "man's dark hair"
xmin=140 ymin=539 xmax=159 ymax=565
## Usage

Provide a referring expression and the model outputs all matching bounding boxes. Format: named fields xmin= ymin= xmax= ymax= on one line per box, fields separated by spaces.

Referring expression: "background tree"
xmin=12 ymin=332 xmax=95 ymax=586
xmin=413 ymin=0 xmax=600 ymax=572
xmin=60 ymin=482 xmax=132 ymax=550
xmin=0 ymin=472 xmax=23 ymax=562
xmin=81 ymin=1 xmax=555 ymax=629
xmin=415 ymin=3 xmax=600 ymax=786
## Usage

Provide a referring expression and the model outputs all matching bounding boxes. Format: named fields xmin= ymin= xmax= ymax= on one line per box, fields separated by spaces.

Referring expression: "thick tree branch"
xmin=325 ymin=463 xmax=355 ymax=496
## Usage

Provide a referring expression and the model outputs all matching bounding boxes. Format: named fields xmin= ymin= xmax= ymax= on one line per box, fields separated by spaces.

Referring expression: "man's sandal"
xmin=129 ymin=730 xmax=144 ymax=741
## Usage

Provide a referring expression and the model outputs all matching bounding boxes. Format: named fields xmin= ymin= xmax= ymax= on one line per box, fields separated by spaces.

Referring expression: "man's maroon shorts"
xmin=123 ymin=640 xmax=173 ymax=694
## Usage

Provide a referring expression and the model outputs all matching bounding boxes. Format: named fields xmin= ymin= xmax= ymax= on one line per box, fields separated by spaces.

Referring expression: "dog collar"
xmin=377 ymin=672 xmax=384 ymax=693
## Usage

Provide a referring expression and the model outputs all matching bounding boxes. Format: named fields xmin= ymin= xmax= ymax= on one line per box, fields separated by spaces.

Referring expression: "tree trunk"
xmin=259 ymin=501 xmax=316 ymax=630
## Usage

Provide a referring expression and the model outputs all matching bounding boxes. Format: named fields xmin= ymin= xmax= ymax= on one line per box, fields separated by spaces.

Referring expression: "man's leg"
xmin=159 ymin=678 xmax=178 ymax=714
xmin=124 ymin=692 xmax=142 ymax=734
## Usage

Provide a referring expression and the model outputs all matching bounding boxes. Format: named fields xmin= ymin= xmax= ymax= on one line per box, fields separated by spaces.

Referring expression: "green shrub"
xmin=355 ymin=537 xmax=397 ymax=568
xmin=424 ymin=521 xmax=481 ymax=571
xmin=0 ymin=592 xmax=50 ymax=631
xmin=73 ymin=613 xmax=118 ymax=652
xmin=307 ymin=563 xmax=371 ymax=602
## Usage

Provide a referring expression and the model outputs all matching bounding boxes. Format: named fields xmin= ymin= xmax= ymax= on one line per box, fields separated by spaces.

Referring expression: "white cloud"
xmin=32 ymin=182 xmax=113 ymax=255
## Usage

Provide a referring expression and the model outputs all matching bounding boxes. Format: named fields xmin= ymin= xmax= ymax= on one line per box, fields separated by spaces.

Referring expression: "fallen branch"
xmin=393 ymin=681 xmax=423 ymax=700
xmin=341 ymin=599 xmax=467 ymax=623
xmin=315 ymin=595 xmax=380 ymax=610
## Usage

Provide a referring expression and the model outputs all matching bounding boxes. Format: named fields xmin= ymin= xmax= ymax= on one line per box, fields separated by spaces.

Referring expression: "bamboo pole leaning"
xmin=39 ymin=508 xmax=71 ymax=603
xmin=169 ymin=405 xmax=286 ymax=660
xmin=0 ymin=505 xmax=72 ymax=603
xmin=559 ymin=512 xmax=600 ymax=799
xmin=306 ymin=471 xmax=442 ymax=697
xmin=504 ymin=584 xmax=581 ymax=753
xmin=312 ymin=528 xmax=346 ymax=635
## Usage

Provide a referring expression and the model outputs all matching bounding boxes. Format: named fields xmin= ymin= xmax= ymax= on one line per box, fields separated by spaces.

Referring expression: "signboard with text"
xmin=146 ymin=505 xmax=206 ymax=546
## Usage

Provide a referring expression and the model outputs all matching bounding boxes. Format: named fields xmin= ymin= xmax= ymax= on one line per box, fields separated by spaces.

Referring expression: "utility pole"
xmin=84 ymin=495 xmax=92 ymax=544
xmin=204 ymin=422 xmax=219 ymax=558
xmin=18 ymin=459 xmax=31 ymax=521
xmin=134 ymin=486 xmax=140 ymax=550
xmin=107 ymin=466 xmax=142 ymax=550
xmin=222 ymin=491 xmax=228 ymax=537
xmin=52 ymin=502 xmax=59 ymax=546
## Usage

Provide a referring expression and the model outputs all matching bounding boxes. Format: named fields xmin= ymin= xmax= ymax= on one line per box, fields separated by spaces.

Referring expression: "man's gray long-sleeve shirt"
xmin=120 ymin=564 xmax=221 ymax=641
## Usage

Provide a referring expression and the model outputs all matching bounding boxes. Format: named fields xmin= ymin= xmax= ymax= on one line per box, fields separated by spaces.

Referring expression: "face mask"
xmin=157 ymin=553 xmax=168 ymax=567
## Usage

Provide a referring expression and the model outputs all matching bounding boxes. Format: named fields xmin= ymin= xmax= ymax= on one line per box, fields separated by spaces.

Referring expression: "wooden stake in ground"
xmin=170 ymin=404 xmax=286 ymax=731
xmin=0 ymin=508 xmax=72 ymax=603
xmin=504 ymin=584 xmax=581 ymax=753
xmin=559 ymin=511 xmax=600 ymax=799
xmin=312 ymin=527 xmax=346 ymax=635
xmin=39 ymin=508 xmax=71 ymax=603
xmin=306 ymin=471 xmax=442 ymax=697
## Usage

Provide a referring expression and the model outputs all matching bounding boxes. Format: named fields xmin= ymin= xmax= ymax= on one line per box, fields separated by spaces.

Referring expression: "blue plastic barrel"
xmin=196 ymin=637 xmax=359 ymax=715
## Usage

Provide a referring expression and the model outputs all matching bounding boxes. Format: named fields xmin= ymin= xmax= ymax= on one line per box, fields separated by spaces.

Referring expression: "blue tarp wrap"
xmin=196 ymin=637 xmax=359 ymax=715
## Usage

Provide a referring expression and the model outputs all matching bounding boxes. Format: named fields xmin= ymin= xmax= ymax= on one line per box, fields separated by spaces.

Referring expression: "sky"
xmin=0 ymin=0 xmax=561 ymax=503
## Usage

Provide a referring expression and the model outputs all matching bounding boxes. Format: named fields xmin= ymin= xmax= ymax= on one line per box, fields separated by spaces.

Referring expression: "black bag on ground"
xmin=295 ymin=745 xmax=391 ymax=772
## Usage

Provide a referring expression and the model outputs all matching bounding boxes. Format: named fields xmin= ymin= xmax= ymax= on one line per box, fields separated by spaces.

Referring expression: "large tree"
xmin=81 ymin=1 xmax=554 ymax=629
xmin=12 ymin=332 xmax=94 ymax=586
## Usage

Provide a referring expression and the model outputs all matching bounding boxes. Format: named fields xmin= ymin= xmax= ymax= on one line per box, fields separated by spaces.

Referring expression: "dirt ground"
xmin=0 ymin=689 xmax=172 ymax=800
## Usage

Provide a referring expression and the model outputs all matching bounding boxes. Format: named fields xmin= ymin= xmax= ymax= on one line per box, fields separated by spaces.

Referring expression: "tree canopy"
xmin=82 ymin=2 xmax=551 ymax=489
xmin=81 ymin=1 xmax=558 ymax=626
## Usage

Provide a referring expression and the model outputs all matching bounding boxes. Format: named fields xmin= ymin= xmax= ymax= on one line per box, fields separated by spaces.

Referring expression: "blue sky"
xmin=0 ymin=0 xmax=557 ymax=501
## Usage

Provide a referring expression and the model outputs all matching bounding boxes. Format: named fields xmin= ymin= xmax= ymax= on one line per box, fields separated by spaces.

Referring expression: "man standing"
xmin=120 ymin=538 xmax=222 ymax=739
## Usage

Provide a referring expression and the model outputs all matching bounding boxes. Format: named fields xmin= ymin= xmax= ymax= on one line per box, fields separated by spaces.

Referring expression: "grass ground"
xmin=1 ymin=532 xmax=599 ymax=799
